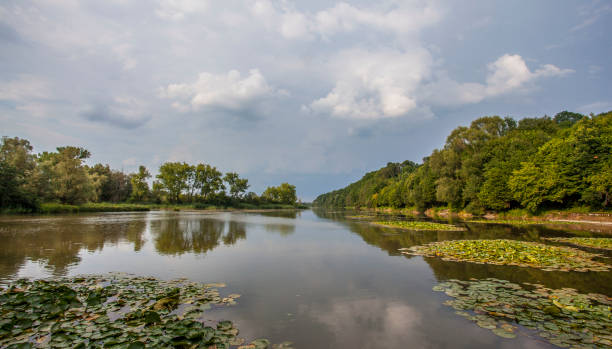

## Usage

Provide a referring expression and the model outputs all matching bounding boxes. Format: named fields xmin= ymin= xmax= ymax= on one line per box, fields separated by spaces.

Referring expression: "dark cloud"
xmin=80 ymin=105 xmax=150 ymax=129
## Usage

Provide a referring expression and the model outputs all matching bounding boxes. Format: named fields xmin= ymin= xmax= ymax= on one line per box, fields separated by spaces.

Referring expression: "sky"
xmin=0 ymin=0 xmax=611 ymax=201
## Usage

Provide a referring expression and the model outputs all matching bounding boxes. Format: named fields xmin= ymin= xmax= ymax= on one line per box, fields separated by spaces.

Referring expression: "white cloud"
xmin=162 ymin=69 xmax=281 ymax=112
xmin=425 ymin=54 xmax=573 ymax=106
xmin=570 ymin=3 xmax=612 ymax=32
xmin=310 ymin=48 xmax=433 ymax=119
xmin=155 ymin=0 xmax=208 ymax=20
xmin=307 ymin=298 xmax=427 ymax=348
xmin=0 ymin=75 xmax=51 ymax=102
xmin=251 ymin=0 xmax=441 ymax=40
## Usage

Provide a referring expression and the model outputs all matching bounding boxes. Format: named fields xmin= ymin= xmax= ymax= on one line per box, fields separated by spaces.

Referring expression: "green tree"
xmin=39 ymin=147 xmax=94 ymax=204
xmin=130 ymin=165 xmax=151 ymax=202
xmin=223 ymin=172 xmax=249 ymax=199
xmin=157 ymin=162 xmax=191 ymax=203
xmin=262 ymin=183 xmax=297 ymax=204
xmin=193 ymin=164 xmax=224 ymax=200
xmin=0 ymin=137 xmax=39 ymax=209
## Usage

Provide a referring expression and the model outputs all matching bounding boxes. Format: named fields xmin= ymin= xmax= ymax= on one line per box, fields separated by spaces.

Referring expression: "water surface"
xmin=1 ymin=210 xmax=610 ymax=348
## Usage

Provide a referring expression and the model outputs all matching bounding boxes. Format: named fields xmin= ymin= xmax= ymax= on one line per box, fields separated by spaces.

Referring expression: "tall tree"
xmin=130 ymin=165 xmax=151 ymax=202
xmin=193 ymin=164 xmax=224 ymax=200
xmin=223 ymin=172 xmax=249 ymax=199
xmin=157 ymin=162 xmax=191 ymax=203
xmin=39 ymin=147 xmax=94 ymax=204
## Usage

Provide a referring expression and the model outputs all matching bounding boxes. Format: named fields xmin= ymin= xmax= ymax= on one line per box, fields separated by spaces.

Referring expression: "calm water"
xmin=0 ymin=210 xmax=610 ymax=348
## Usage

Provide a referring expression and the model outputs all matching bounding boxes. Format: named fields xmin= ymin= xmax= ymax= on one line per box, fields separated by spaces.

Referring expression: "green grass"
xmin=373 ymin=220 xmax=466 ymax=231
xmin=402 ymin=239 xmax=610 ymax=272
xmin=33 ymin=202 xmax=306 ymax=214
xmin=39 ymin=202 xmax=149 ymax=214
xmin=544 ymin=237 xmax=612 ymax=250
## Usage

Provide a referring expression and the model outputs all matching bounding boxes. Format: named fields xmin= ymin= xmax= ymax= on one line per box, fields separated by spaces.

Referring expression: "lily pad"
xmin=544 ymin=237 xmax=612 ymax=251
xmin=403 ymin=239 xmax=610 ymax=272
xmin=373 ymin=221 xmax=466 ymax=231
xmin=433 ymin=278 xmax=612 ymax=348
xmin=0 ymin=274 xmax=289 ymax=348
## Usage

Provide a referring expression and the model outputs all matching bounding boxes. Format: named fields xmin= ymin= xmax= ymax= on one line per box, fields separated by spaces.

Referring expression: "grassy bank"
xmin=1 ymin=202 xmax=310 ymax=214
xmin=40 ymin=202 xmax=151 ymax=214
xmin=338 ymin=205 xmax=611 ymax=223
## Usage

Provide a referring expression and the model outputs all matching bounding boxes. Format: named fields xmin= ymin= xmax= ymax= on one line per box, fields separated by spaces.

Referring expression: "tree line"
xmin=314 ymin=110 xmax=611 ymax=213
xmin=0 ymin=138 xmax=299 ymax=211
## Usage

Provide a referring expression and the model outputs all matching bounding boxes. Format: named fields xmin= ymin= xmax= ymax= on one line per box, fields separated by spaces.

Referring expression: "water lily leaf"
xmin=492 ymin=328 xmax=517 ymax=339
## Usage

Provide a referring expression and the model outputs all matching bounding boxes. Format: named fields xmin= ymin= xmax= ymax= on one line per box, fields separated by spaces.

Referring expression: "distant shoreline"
xmin=1 ymin=202 xmax=310 ymax=215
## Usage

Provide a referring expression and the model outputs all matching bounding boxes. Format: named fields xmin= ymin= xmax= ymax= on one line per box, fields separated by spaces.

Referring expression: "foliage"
xmin=38 ymin=147 xmax=94 ymax=205
xmin=314 ymin=161 xmax=418 ymax=208
xmin=261 ymin=183 xmax=297 ymax=205
xmin=315 ymin=111 xmax=612 ymax=213
xmin=402 ymin=239 xmax=610 ymax=271
xmin=544 ymin=237 xmax=612 ymax=250
xmin=0 ymin=274 xmax=288 ymax=348
xmin=193 ymin=164 xmax=224 ymax=200
xmin=88 ymin=163 xmax=132 ymax=203
xmin=129 ymin=165 xmax=151 ymax=202
xmin=0 ymin=136 xmax=301 ymax=212
xmin=223 ymin=172 xmax=249 ymax=199
xmin=156 ymin=162 xmax=191 ymax=203
xmin=433 ymin=278 xmax=612 ymax=347
xmin=373 ymin=220 xmax=466 ymax=231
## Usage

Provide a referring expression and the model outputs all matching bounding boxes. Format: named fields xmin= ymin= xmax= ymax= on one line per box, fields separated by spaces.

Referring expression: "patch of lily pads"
xmin=373 ymin=221 xmax=466 ymax=231
xmin=347 ymin=215 xmax=376 ymax=219
xmin=401 ymin=239 xmax=610 ymax=272
xmin=0 ymin=273 xmax=293 ymax=349
xmin=544 ymin=237 xmax=612 ymax=251
xmin=433 ymin=278 xmax=612 ymax=347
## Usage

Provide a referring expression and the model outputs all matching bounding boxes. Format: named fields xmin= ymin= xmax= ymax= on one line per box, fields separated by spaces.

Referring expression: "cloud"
xmin=576 ymin=101 xmax=612 ymax=114
xmin=307 ymin=298 xmax=427 ymax=348
xmin=310 ymin=48 xmax=433 ymax=119
xmin=251 ymin=0 xmax=441 ymax=40
xmin=425 ymin=54 xmax=573 ymax=106
xmin=155 ymin=0 xmax=208 ymax=20
xmin=0 ymin=75 xmax=51 ymax=102
xmin=0 ymin=1 xmax=137 ymax=69
xmin=570 ymin=3 xmax=612 ymax=32
xmin=161 ymin=69 xmax=282 ymax=112
xmin=81 ymin=97 xmax=151 ymax=129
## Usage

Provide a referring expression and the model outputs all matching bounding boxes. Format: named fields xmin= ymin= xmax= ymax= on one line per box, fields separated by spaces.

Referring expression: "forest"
xmin=314 ymin=110 xmax=611 ymax=213
xmin=0 ymin=138 xmax=300 ymax=212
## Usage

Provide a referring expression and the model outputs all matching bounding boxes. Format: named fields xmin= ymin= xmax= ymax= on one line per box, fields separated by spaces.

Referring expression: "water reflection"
xmin=0 ymin=214 xmax=145 ymax=279
xmin=312 ymin=209 xmax=612 ymax=295
xmin=0 ymin=211 xmax=299 ymax=281
xmin=151 ymin=218 xmax=246 ymax=255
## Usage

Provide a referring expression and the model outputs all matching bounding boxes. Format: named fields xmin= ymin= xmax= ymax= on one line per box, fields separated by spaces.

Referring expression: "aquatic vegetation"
xmin=401 ymin=239 xmax=610 ymax=271
xmin=433 ymin=278 xmax=612 ymax=347
xmin=373 ymin=221 xmax=466 ymax=231
xmin=0 ymin=274 xmax=291 ymax=348
xmin=544 ymin=237 xmax=612 ymax=250
xmin=347 ymin=215 xmax=376 ymax=219
xmin=466 ymin=219 xmax=571 ymax=226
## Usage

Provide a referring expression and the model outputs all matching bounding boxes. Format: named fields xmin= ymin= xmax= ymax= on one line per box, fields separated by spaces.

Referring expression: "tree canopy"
xmin=315 ymin=110 xmax=611 ymax=213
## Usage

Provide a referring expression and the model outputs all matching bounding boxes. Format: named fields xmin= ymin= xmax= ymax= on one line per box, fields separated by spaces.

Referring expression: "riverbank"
xmin=1 ymin=202 xmax=309 ymax=215
xmin=342 ymin=206 xmax=612 ymax=224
